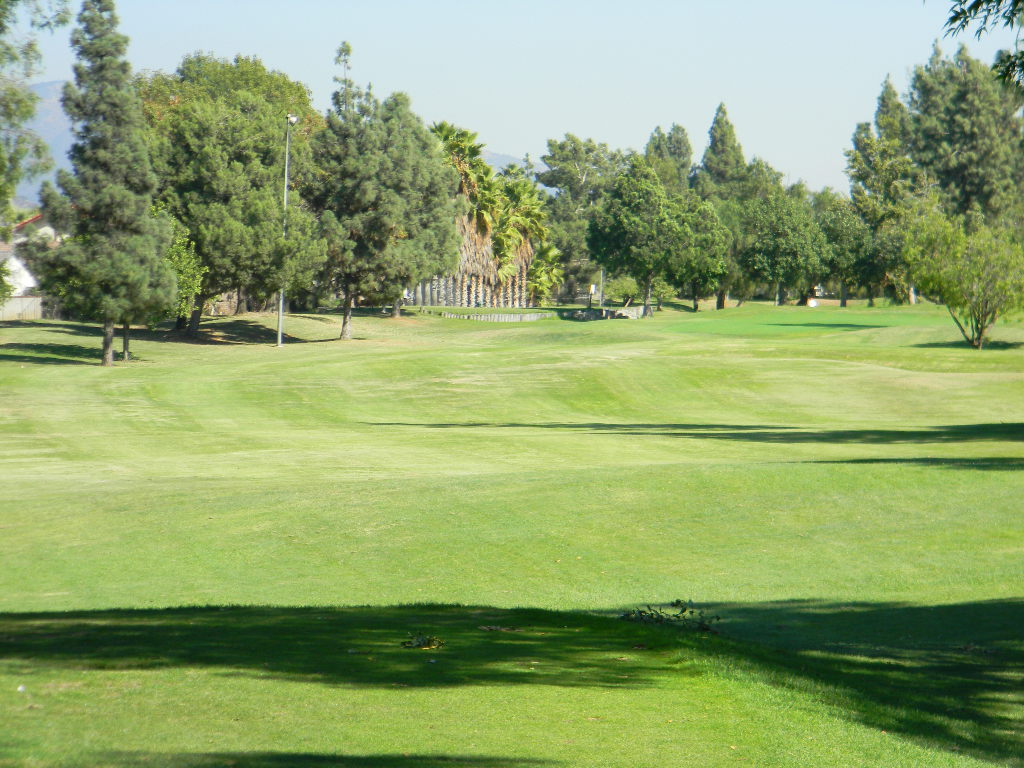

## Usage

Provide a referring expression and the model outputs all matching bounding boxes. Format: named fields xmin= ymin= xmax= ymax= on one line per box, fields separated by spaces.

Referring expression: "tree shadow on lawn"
xmin=810 ymin=456 xmax=1024 ymax=471
xmin=766 ymin=321 xmax=888 ymax=331
xmin=2 ymin=601 xmax=1022 ymax=763
xmin=0 ymin=319 xmax=332 ymax=348
xmin=95 ymin=752 xmax=553 ymax=767
xmin=0 ymin=341 xmax=100 ymax=364
xmin=370 ymin=420 xmax=1024 ymax=445
xmin=700 ymin=598 xmax=1024 ymax=765
xmin=0 ymin=605 xmax=672 ymax=691
xmin=914 ymin=340 xmax=1024 ymax=350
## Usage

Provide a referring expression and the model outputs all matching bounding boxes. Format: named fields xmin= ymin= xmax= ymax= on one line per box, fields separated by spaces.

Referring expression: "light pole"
xmin=277 ymin=112 xmax=299 ymax=347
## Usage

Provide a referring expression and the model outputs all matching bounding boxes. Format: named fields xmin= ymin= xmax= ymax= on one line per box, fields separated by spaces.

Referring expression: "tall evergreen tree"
xmin=306 ymin=44 xmax=459 ymax=338
xmin=845 ymin=78 xmax=920 ymax=301
xmin=692 ymin=105 xmax=783 ymax=308
xmin=691 ymin=104 xmax=747 ymax=199
xmin=644 ymin=123 xmax=692 ymax=195
xmin=875 ymin=77 xmax=912 ymax=147
xmin=24 ymin=0 xmax=173 ymax=365
xmin=908 ymin=45 xmax=1024 ymax=220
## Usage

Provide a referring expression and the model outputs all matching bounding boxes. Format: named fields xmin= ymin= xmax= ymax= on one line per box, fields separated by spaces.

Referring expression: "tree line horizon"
xmin=3 ymin=0 xmax=1024 ymax=363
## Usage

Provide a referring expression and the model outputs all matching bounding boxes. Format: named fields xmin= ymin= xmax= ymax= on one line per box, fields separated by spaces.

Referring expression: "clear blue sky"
xmin=27 ymin=0 xmax=1019 ymax=191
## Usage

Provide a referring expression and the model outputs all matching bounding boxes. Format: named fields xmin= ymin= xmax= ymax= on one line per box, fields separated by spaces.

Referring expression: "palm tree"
xmin=430 ymin=126 xmax=550 ymax=306
xmin=528 ymin=243 xmax=565 ymax=305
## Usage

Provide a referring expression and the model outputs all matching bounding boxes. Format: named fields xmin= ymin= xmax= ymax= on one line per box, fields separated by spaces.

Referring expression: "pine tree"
xmin=875 ymin=77 xmax=912 ymax=148
xmin=306 ymin=44 xmax=459 ymax=338
xmin=692 ymin=104 xmax=747 ymax=199
xmin=25 ymin=0 xmax=173 ymax=365
xmin=644 ymin=123 xmax=691 ymax=195
xmin=692 ymin=105 xmax=782 ymax=308
xmin=908 ymin=45 xmax=1024 ymax=220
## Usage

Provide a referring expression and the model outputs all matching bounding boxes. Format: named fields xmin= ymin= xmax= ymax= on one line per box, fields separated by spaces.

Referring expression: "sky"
xmin=24 ymin=0 xmax=1021 ymax=192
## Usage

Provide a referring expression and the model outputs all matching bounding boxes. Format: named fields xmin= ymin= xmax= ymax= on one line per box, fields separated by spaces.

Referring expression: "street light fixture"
xmin=277 ymin=112 xmax=299 ymax=347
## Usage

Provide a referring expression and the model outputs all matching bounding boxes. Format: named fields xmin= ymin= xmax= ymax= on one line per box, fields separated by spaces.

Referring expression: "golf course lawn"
xmin=1 ymin=302 xmax=1022 ymax=767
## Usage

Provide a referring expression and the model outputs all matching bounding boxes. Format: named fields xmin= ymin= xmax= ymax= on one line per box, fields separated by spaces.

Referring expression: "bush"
xmin=605 ymin=275 xmax=640 ymax=305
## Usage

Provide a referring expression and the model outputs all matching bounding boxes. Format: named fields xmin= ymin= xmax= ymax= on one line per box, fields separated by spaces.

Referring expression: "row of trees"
xmin=16 ymin=1 xmax=563 ymax=362
xmin=536 ymin=43 xmax=1024 ymax=346
xmin=5 ymin=0 xmax=1024 ymax=358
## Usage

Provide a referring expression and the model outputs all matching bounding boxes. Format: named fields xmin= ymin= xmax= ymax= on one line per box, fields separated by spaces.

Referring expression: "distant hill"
xmin=482 ymin=150 xmax=523 ymax=172
xmin=15 ymin=81 xmax=73 ymax=209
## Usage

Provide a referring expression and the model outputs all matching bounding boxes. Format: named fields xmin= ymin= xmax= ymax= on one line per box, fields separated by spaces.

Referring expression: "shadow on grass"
xmin=810 ymin=456 xmax=1024 ymax=471
xmin=0 ymin=605 xmax=671 ymax=690
xmin=96 ymin=752 xmax=553 ymax=767
xmin=914 ymin=340 xmax=1024 ymax=350
xmin=368 ymin=420 xmax=1024 ymax=446
xmin=2 ymin=601 xmax=1022 ymax=763
xmin=767 ymin=321 xmax=887 ymax=331
xmin=702 ymin=598 xmax=1024 ymax=765
xmin=0 ymin=341 xmax=99 ymax=365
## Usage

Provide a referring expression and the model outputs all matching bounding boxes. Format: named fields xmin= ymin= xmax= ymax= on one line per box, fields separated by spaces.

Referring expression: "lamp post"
xmin=277 ymin=112 xmax=299 ymax=347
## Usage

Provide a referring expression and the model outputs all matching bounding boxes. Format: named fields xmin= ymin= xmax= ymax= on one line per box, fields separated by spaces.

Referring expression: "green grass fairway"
xmin=2 ymin=303 xmax=1023 ymax=767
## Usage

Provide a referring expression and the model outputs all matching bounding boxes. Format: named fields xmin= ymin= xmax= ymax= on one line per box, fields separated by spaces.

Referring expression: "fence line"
xmin=0 ymin=296 xmax=42 ymax=321
xmin=438 ymin=311 xmax=553 ymax=323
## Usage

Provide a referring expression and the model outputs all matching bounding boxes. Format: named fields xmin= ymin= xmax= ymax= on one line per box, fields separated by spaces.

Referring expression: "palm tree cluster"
xmin=426 ymin=122 xmax=560 ymax=307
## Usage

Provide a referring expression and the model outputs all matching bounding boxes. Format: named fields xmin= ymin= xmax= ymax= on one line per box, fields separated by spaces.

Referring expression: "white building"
xmin=1 ymin=214 xmax=53 ymax=321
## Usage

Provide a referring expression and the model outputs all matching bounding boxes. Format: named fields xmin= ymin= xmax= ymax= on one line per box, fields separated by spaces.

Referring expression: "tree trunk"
xmin=122 ymin=322 xmax=130 ymax=362
xmin=716 ymin=289 xmax=727 ymax=310
xmin=643 ymin=279 xmax=653 ymax=317
xmin=775 ymin=282 xmax=783 ymax=306
xmin=908 ymin=284 xmax=917 ymax=305
xmin=340 ymin=292 xmax=354 ymax=339
xmin=391 ymin=298 xmax=401 ymax=318
xmin=234 ymin=288 xmax=247 ymax=315
xmin=187 ymin=296 xmax=203 ymax=336
xmin=691 ymin=282 xmax=699 ymax=312
xmin=102 ymin=320 xmax=115 ymax=366
xmin=840 ymin=283 xmax=848 ymax=308
xmin=175 ymin=315 xmax=187 ymax=331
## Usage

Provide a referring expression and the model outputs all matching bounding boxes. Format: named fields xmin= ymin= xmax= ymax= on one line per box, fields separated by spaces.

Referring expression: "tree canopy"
xmin=904 ymin=195 xmax=1024 ymax=348
xmin=306 ymin=46 xmax=459 ymax=338
xmin=741 ymin=192 xmax=828 ymax=305
xmin=644 ymin=123 xmax=692 ymax=196
xmin=588 ymin=156 xmax=690 ymax=316
xmin=908 ymin=45 xmax=1024 ymax=220
xmin=137 ymin=52 xmax=324 ymax=329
